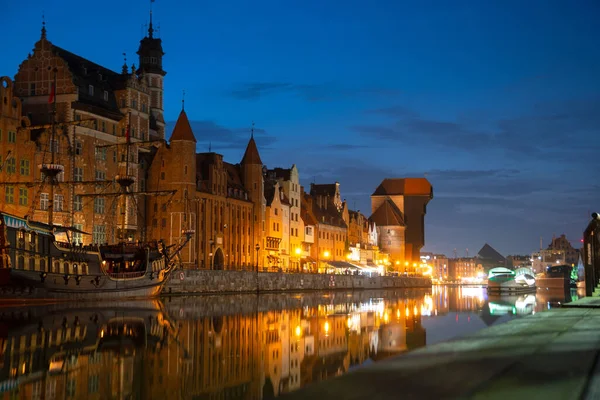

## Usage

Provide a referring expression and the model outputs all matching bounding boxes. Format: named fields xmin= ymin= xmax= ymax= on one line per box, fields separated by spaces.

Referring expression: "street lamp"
xmin=255 ymin=244 xmax=260 ymax=271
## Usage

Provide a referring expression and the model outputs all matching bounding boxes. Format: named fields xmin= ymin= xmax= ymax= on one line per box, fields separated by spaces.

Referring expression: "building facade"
xmin=266 ymin=165 xmax=303 ymax=271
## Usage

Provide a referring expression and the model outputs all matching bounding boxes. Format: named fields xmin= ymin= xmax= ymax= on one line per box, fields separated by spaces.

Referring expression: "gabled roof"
xmin=372 ymin=178 xmax=432 ymax=196
xmin=264 ymin=180 xmax=277 ymax=206
xmin=169 ymin=110 xmax=196 ymax=142
xmin=477 ymin=243 xmax=505 ymax=262
xmin=369 ymin=199 xmax=405 ymax=227
xmin=241 ymin=136 xmax=262 ymax=165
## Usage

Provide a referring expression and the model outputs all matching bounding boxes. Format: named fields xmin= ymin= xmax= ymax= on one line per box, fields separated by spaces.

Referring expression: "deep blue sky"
xmin=3 ymin=1 xmax=599 ymax=257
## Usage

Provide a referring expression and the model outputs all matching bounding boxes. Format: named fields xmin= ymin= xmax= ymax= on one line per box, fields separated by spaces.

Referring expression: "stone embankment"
xmin=164 ymin=270 xmax=431 ymax=295
xmin=162 ymin=288 xmax=432 ymax=318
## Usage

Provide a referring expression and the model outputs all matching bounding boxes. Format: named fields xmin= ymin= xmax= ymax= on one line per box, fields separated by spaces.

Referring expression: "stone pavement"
xmin=282 ymin=298 xmax=600 ymax=400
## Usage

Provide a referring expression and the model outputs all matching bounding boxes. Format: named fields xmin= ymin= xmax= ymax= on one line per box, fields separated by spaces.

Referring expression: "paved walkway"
xmin=282 ymin=297 xmax=600 ymax=400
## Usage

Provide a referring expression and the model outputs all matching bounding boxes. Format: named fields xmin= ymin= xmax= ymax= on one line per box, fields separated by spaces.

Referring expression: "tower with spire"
xmin=240 ymin=123 xmax=265 ymax=269
xmin=137 ymin=5 xmax=166 ymax=140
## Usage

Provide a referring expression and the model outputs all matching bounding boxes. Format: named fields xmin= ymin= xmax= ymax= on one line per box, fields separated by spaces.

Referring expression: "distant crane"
xmin=466 ymin=248 xmax=469 ymax=257
xmin=453 ymin=248 xmax=458 ymax=259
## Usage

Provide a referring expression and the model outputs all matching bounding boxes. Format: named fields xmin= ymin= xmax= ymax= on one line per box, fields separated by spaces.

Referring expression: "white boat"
xmin=487 ymin=267 xmax=536 ymax=293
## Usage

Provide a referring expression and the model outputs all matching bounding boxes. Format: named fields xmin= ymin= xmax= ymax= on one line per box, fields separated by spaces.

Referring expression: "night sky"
xmin=2 ymin=1 xmax=599 ymax=257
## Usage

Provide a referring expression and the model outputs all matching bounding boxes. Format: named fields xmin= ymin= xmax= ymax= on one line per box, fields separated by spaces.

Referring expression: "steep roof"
xmin=372 ymin=178 xmax=432 ymax=196
xmin=241 ymin=136 xmax=262 ymax=165
xmin=307 ymin=193 xmax=347 ymax=229
xmin=477 ymin=244 xmax=505 ymax=262
xmin=169 ymin=110 xmax=197 ymax=142
xmin=310 ymin=183 xmax=338 ymax=197
xmin=369 ymin=199 xmax=405 ymax=227
xmin=51 ymin=44 xmax=123 ymax=120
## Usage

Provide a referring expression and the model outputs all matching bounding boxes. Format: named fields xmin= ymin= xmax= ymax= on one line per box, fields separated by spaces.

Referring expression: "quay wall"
xmin=162 ymin=288 xmax=432 ymax=319
xmin=164 ymin=270 xmax=431 ymax=295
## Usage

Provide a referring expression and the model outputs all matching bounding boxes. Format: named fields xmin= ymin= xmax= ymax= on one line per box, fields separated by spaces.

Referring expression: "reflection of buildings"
xmin=1 ymin=294 xmax=436 ymax=399
xmin=0 ymin=302 xmax=173 ymax=400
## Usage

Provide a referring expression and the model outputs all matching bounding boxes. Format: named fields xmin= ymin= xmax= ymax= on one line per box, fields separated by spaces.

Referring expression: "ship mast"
xmin=42 ymin=68 xmax=62 ymax=227
xmin=119 ymin=112 xmax=132 ymax=241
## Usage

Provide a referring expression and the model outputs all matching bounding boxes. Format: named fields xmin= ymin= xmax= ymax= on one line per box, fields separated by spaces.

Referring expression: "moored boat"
xmin=487 ymin=267 xmax=536 ymax=294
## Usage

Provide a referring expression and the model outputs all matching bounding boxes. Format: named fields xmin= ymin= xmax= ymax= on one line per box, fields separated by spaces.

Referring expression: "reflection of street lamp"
xmin=255 ymin=243 xmax=260 ymax=293
xmin=295 ymin=247 xmax=302 ymax=273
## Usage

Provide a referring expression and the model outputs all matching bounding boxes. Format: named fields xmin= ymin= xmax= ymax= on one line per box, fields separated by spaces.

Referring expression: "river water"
xmin=0 ymin=286 xmax=582 ymax=399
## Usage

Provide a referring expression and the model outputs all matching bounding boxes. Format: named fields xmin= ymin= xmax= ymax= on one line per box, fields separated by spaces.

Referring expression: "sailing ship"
xmin=0 ymin=71 xmax=193 ymax=299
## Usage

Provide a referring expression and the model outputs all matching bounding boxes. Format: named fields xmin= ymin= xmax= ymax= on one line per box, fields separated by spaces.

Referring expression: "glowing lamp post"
xmin=255 ymin=244 xmax=260 ymax=271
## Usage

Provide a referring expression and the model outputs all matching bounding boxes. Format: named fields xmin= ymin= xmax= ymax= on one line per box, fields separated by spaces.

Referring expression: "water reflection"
xmin=0 ymin=286 xmax=581 ymax=399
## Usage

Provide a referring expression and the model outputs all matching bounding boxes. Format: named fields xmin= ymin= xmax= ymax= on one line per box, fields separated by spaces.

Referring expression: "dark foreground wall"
xmin=164 ymin=270 xmax=431 ymax=295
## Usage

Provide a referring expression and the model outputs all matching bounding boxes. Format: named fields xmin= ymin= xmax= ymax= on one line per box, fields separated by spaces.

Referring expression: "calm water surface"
xmin=0 ymin=286 xmax=582 ymax=399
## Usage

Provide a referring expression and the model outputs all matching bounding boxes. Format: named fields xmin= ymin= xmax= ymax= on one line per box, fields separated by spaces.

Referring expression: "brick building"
xmin=369 ymin=178 xmax=433 ymax=272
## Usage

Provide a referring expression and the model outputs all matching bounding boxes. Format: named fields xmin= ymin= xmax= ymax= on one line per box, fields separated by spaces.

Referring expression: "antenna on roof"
xmin=121 ymin=52 xmax=128 ymax=74
xmin=181 ymin=89 xmax=185 ymax=111
xmin=41 ymin=11 xmax=47 ymax=39
xmin=251 ymin=121 xmax=255 ymax=139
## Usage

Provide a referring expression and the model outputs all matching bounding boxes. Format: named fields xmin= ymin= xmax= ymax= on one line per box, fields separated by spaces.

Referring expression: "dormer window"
xmin=88 ymin=85 xmax=94 ymax=96
xmin=98 ymin=73 xmax=103 ymax=80
xmin=103 ymin=90 xmax=108 ymax=101
xmin=83 ymin=67 xmax=87 ymax=75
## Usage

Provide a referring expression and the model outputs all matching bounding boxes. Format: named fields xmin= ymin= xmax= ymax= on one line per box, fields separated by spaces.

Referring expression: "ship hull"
xmin=487 ymin=279 xmax=536 ymax=294
xmin=5 ymin=268 xmax=171 ymax=300
xmin=535 ymin=276 xmax=571 ymax=291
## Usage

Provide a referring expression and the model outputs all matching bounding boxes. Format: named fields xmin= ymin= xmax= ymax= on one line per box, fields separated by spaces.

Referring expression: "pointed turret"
xmin=170 ymin=110 xmax=196 ymax=142
xmin=241 ymin=136 xmax=262 ymax=165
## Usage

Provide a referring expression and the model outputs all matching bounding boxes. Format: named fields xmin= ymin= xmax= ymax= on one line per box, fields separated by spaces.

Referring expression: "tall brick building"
xmin=370 ymin=178 xmax=433 ymax=272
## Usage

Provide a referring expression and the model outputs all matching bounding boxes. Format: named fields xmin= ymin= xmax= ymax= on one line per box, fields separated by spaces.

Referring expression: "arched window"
xmin=17 ymin=256 xmax=24 ymax=269
xmin=29 ymin=258 xmax=35 ymax=271
xmin=81 ymin=264 xmax=87 ymax=275
xmin=54 ymin=261 xmax=60 ymax=273
xmin=40 ymin=259 xmax=46 ymax=272
xmin=73 ymin=264 xmax=79 ymax=275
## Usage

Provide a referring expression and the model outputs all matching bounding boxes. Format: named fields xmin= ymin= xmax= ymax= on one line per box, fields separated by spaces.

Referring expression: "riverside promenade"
xmin=282 ymin=296 xmax=600 ymax=400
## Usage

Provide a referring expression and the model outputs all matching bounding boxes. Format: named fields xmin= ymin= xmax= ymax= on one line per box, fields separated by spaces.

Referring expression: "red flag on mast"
xmin=48 ymin=82 xmax=55 ymax=104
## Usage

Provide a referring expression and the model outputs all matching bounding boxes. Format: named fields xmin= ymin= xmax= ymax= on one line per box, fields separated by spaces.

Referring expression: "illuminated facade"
xmin=306 ymin=183 xmax=349 ymax=272
xmin=263 ymin=180 xmax=284 ymax=271
xmin=266 ymin=166 xmax=304 ymax=271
